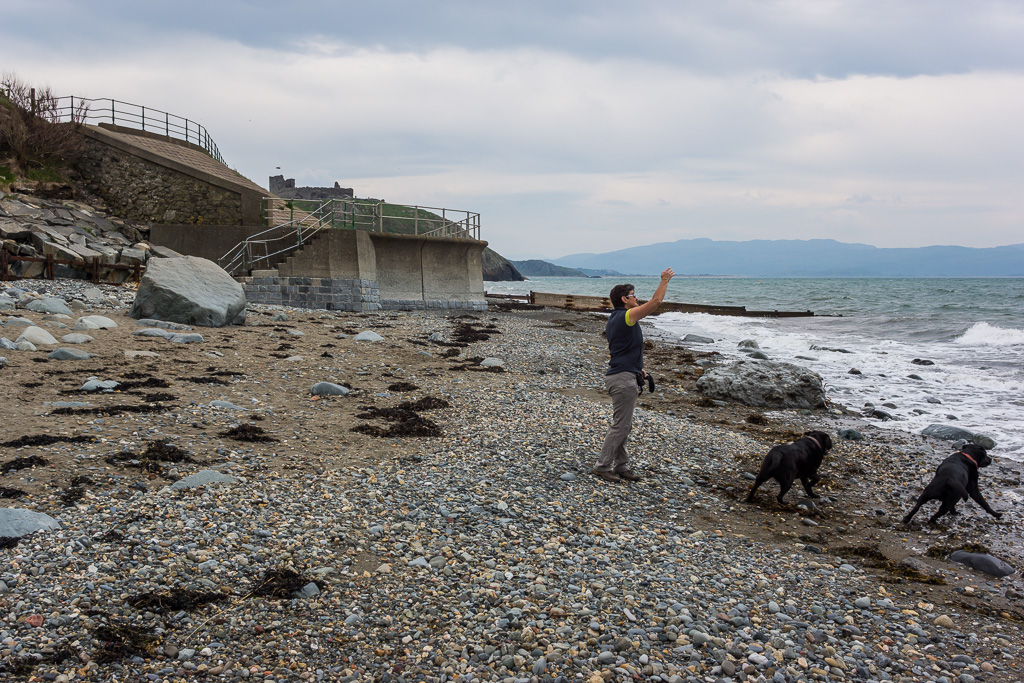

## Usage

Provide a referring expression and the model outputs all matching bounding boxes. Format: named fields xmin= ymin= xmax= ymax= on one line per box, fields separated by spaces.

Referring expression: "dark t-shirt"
xmin=606 ymin=307 xmax=643 ymax=376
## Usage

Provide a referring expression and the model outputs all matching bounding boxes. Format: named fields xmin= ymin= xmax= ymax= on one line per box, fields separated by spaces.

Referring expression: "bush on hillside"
xmin=0 ymin=72 xmax=87 ymax=177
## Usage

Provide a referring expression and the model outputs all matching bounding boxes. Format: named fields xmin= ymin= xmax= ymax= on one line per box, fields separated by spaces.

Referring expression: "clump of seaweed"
xmin=127 ymin=590 xmax=226 ymax=613
xmin=106 ymin=440 xmax=196 ymax=473
xmin=91 ymin=621 xmax=160 ymax=663
xmin=251 ymin=568 xmax=318 ymax=599
xmin=60 ymin=487 xmax=86 ymax=507
xmin=397 ymin=396 xmax=450 ymax=411
xmin=387 ymin=381 xmax=419 ymax=392
xmin=0 ymin=486 xmax=27 ymax=499
xmin=51 ymin=404 xmax=169 ymax=416
xmin=142 ymin=392 xmax=178 ymax=403
xmin=746 ymin=413 xmax=769 ymax=425
xmin=0 ymin=537 xmax=20 ymax=549
xmin=926 ymin=542 xmax=991 ymax=559
xmin=183 ymin=376 xmax=229 ymax=385
xmin=220 ymin=423 xmax=277 ymax=443
xmin=2 ymin=434 xmax=94 ymax=448
xmin=1 ymin=455 xmax=48 ymax=475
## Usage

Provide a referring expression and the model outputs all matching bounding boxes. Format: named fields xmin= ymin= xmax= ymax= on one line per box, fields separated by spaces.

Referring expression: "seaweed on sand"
xmin=1 ymin=455 xmax=48 ymax=475
xmin=251 ymin=568 xmax=319 ymax=599
xmin=837 ymin=544 xmax=946 ymax=585
xmin=127 ymin=590 xmax=227 ymax=613
xmin=220 ymin=423 xmax=277 ymax=443
xmin=1 ymin=434 xmax=94 ymax=448
xmin=91 ymin=620 xmax=160 ymax=663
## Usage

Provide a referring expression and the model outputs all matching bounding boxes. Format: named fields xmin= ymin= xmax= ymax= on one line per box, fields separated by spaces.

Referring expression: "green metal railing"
xmin=261 ymin=197 xmax=480 ymax=240
xmin=48 ymin=95 xmax=225 ymax=164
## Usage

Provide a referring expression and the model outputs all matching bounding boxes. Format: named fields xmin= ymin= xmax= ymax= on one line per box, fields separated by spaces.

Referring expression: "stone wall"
xmin=243 ymin=275 xmax=380 ymax=312
xmin=77 ymin=137 xmax=243 ymax=225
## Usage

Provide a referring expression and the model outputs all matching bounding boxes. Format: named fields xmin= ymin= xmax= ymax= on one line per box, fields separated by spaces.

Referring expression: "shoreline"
xmin=1 ymin=282 xmax=1022 ymax=682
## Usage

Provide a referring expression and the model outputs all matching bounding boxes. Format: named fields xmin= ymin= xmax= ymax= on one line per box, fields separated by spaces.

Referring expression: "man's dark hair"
xmin=609 ymin=283 xmax=634 ymax=309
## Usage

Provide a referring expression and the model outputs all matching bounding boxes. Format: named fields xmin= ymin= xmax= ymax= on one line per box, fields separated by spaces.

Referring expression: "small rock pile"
xmin=0 ymin=193 xmax=179 ymax=282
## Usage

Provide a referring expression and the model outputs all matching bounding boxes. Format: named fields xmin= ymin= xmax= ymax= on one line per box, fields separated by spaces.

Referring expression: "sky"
xmin=3 ymin=0 xmax=1024 ymax=260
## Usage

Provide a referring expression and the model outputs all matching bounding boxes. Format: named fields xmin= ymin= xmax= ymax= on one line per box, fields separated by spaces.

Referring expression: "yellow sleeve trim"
xmin=625 ymin=310 xmax=635 ymax=326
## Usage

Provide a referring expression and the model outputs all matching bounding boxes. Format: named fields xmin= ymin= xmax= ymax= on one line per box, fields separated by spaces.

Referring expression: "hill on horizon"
xmin=551 ymin=238 xmax=1024 ymax=277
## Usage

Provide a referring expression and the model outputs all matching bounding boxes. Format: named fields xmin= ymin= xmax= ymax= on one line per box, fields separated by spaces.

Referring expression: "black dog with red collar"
xmin=901 ymin=443 xmax=1002 ymax=525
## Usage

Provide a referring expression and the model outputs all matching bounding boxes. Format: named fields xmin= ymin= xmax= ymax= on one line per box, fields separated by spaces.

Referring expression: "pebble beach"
xmin=1 ymin=278 xmax=1022 ymax=683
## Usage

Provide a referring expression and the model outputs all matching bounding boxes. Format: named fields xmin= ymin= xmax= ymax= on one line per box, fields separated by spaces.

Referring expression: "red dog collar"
xmin=959 ymin=451 xmax=979 ymax=466
xmin=806 ymin=435 xmax=822 ymax=451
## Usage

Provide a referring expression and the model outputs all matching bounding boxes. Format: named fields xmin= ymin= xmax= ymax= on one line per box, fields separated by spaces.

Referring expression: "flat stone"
xmin=354 ymin=331 xmax=384 ymax=342
xmin=48 ymin=348 xmax=92 ymax=360
xmin=168 ymin=333 xmax=205 ymax=343
xmin=61 ymin=333 xmax=94 ymax=344
xmin=124 ymin=350 xmax=160 ymax=359
xmin=25 ymin=297 xmax=72 ymax=315
xmin=0 ymin=509 xmax=60 ymax=538
xmin=16 ymin=326 xmax=58 ymax=346
xmin=311 ymin=382 xmax=350 ymax=397
xmin=169 ymin=470 xmax=240 ymax=490
xmin=77 ymin=315 xmax=117 ymax=329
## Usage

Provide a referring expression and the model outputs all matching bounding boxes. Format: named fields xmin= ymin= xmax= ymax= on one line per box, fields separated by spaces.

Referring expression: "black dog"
xmin=746 ymin=431 xmax=834 ymax=504
xmin=901 ymin=444 xmax=1002 ymax=525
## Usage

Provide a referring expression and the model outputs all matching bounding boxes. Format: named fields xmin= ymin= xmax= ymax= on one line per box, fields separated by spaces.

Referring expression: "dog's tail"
xmin=757 ymin=447 xmax=785 ymax=476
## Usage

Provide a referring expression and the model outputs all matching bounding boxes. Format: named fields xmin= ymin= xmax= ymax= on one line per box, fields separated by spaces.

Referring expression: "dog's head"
xmin=961 ymin=443 xmax=992 ymax=468
xmin=806 ymin=430 xmax=833 ymax=453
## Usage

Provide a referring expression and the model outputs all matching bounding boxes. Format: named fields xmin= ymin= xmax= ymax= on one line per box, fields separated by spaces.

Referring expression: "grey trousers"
xmin=594 ymin=371 xmax=640 ymax=473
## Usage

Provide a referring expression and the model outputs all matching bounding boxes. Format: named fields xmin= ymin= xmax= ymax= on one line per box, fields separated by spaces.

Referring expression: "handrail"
xmin=47 ymin=96 xmax=225 ymax=165
xmin=219 ymin=199 xmax=335 ymax=276
xmin=261 ymin=197 xmax=481 ymax=240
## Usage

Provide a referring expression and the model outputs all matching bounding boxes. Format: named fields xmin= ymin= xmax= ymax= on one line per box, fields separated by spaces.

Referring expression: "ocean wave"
xmin=954 ymin=322 xmax=1024 ymax=347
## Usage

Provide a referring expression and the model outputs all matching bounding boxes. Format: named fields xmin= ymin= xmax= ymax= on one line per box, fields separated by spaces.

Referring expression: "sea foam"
xmin=954 ymin=322 xmax=1024 ymax=347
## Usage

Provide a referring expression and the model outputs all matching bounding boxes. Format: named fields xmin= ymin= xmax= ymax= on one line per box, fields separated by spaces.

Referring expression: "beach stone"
xmin=0 ymin=356 xmax=5 ymax=367
xmin=480 ymin=357 xmax=503 ymax=367
xmin=81 ymin=379 xmax=119 ymax=392
xmin=170 ymin=470 xmax=240 ymax=490
xmin=738 ymin=339 xmax=760 ymax=349
xmin=61 ymin=333 xmax=94 ymax=344
xmin=949 ymin=551 xmax=1015 ymax=577
xmin=0 ymin=509 xmax=60 ymax=538
xmin=354 ymin=331 xmax=384 ymax=342
xmin=16 ymin=341 xmax=36 ymax=351
xmin=0 ymin=337 xmax=16 ymax=350
xmin=0 ymin=297 xmax=14 ymax=311
xmin=48 ymin=348 xmax=91 ymax=360
xmin=934 ymin=615 xmax=955 ymax=629
xmin=133 ymin=328 xmax=171 ymax=338
xmin=3 ymin=317 xmax=34 ymax=327
xmin=972 ymin=434 xmax=997 ymax=449
xmin=209 ymin=400 xmax=246 ymax=410
xmin=271 ymin=313 xmax=288 ymax=321
xmin=922 ymin=424 xmax=975 ymax=441
xmin=168 ymin=333 xmax=205 ymax=343
xmin=311 ymin=382 xmax=350 ymax=397
xmin=838 ymin=428 xmax=864 ymax=440
xmin=696 ymin=360 xmax=826 ymax=409
xmin=130 ymin=255 xmax=246 ymax=327
xmin=77 ymin=315 xmax=117 ymax=329
xmin=16 ymin=325 xmax=58 ymax=346
xmin=682 ymin=334 xmax=714 ymax=344
xmin=25 ymin=297 xmax=72 ymax=315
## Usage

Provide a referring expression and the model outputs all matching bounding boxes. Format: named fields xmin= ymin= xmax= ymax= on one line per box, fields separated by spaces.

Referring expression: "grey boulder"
xmin=129 ymin=256 xmax=246 ymax=327
xmin=25 ymin=297 xmax=72 ymax=315
xmin=696 ymin=359 xmax=826 ymax=409
xmin=16 ymin=326 xmax=58 ymax=346
xmin=48 ymin=348 xmax=92 ymax=360
xmin=921 ymin=424 xmax=996 ymax=449
xmin=311 ymin=382 xmax=350 ymax=396
xmin=949 ymin=551 xmax=1015 ymax=577
xmin=170 ymin=469 xmax=240 ymax=490
xmin=0 ymin=508 xmax=60 ymax=538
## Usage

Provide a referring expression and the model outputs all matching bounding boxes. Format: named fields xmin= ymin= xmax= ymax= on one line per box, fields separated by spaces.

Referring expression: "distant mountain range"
xmin=550 ymin=238 xmax=1024 ymax=277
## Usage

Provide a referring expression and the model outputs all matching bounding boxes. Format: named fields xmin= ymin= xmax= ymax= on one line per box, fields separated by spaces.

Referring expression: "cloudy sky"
xmin=3 ymin=0 xmax=1023 ymax=259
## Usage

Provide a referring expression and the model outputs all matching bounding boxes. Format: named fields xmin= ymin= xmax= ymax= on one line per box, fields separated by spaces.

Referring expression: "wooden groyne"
xmin=486 ymin=291 xmax=815 ymax=318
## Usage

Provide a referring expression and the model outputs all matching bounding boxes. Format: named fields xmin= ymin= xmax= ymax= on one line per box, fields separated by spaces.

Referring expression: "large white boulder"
xmin=129 ymin=256 xmax=246 ymax=327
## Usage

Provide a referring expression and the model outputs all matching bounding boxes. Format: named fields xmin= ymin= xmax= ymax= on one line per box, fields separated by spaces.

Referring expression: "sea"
xmin=486 ymin=277 xmax=1024 ymax=463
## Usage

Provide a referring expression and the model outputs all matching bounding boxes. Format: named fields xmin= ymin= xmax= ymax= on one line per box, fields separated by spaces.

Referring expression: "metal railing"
xmin=262 ymin=197 xmax=480 ymax=240
xmin=47 ymin=96 xmax=225 ymax=165
xmin=219 ymin=199 xmax=335 ymax=276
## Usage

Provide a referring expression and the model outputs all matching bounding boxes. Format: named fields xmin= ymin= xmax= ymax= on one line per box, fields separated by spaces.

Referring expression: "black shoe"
xmin=617 ymin=470 xmax=641 ymax=481
xmin=592 ymin=469 xmax=621 ymax=483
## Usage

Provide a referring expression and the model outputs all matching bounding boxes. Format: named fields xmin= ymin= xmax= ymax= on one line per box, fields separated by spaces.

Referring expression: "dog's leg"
xmin=800 ymin=477 xmax=820 ymax=499
xmin=775 ymin=476 xmax=794 ymax=504
xmin=967 ymin=485 xmax=1002 ymax=519
xmin=901 ymin=496 xmax=929 ymax=525
xmin=745 ymin=478 xmax=766 ymax=503
xmin=928 ymin=496 xmax=959 ymax=524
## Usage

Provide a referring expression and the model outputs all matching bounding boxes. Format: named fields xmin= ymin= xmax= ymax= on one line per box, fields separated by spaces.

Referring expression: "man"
xmin=593 ymin=268 xmax=675 ymax=483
